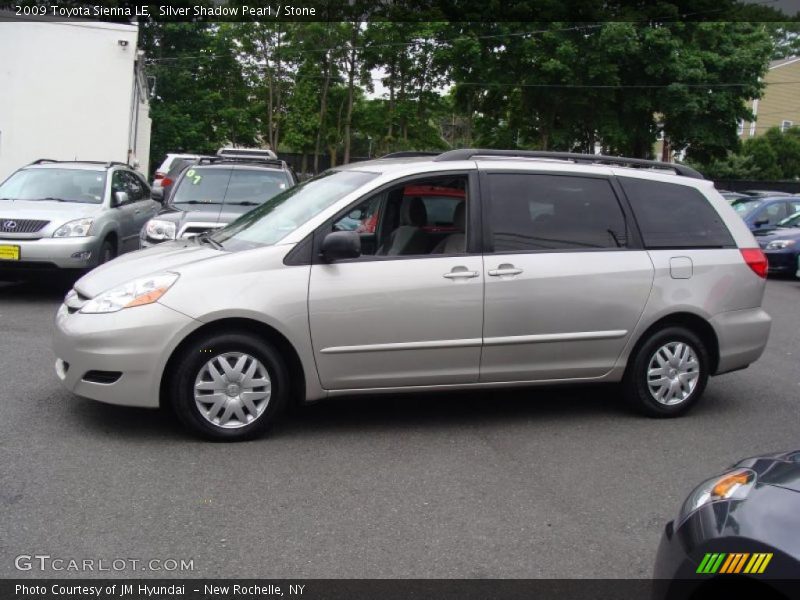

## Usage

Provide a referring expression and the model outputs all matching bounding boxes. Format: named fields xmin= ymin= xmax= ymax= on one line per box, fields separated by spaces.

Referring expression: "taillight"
xmin=154 ymin=172 xmax=165 ymax=180
xmin=740 ymin=248 xmax=768 ymax=278
xmin=161 ymin=177 xmax=173 ymax=187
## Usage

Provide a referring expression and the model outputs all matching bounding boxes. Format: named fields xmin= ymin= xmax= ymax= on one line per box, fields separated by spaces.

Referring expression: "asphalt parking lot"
xmin=0 ymin=277 xmax=798 ymax=579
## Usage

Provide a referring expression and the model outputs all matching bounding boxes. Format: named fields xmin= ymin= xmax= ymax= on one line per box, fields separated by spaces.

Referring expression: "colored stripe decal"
xmin=719 ymin=554 xmax=736 ymax=574
xmin=758 ymin=553 xmax=773 ymax=574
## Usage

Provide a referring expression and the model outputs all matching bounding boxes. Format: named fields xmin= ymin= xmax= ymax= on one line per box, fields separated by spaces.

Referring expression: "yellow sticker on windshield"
xmin=185 ymin=169 xmax=202 ymax=185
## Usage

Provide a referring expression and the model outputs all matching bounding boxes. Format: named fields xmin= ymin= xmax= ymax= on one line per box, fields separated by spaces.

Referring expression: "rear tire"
xmin=622 ymin=326 xmax=709 ymax=418
xmin=169 ymin=332 xmax=289 ymax=441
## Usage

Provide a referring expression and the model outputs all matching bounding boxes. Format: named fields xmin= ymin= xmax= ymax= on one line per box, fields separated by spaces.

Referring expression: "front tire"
xmin=169 ymin=332 xmax=289 ymax=441
xmin=622 ymin=326 xmax=709 ymax=418
xmin=98 ymin=238 xmax=117 ymax=265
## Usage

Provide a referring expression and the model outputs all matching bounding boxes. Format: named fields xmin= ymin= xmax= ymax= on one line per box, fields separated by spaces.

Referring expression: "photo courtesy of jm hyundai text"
xmin=53 ymin=150 xmax=772 ymax=441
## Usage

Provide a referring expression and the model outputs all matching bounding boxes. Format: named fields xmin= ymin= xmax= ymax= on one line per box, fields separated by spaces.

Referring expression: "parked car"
xmin=753 ymin=210 xmax=800 ymax=277
xmin=732 ymin=196 xmax=800 ymax=233
xmin=0 ymin=159 xmax=158 ymax=277
xmin=140 ymin=156 xmax=297 ymax=247
xmin=153 ymin=153 xmax=204 ymax=184
xmin=740 ymin=189 xmax=793 ymax=197
xmin=719 ymin=191 xmax=752 ymax=204
xmin=151 ymin=155 xmax=213 ymax=202
xmin=54 ymin=150 xmax=771 ymax=441
xmin=653 ymin=449 xmax=800 ymax=599
xmin=217 ymin=147 xmax=277 ymax=160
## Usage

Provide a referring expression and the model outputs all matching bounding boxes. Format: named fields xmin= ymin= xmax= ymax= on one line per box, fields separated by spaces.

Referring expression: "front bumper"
xmin=764 ymin=250 xmax=799 ymax=274
xmin=0 ymin=236 xmax=100 ymax=270
xmin=711 ymin=307 xmax=771 ymax=375
xmin=53 ymin=301 xmax=200 ymax=408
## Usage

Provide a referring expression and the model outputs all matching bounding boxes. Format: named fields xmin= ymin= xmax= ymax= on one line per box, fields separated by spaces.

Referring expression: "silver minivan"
xmin=53 ymin=151 xmax=772 ymax=441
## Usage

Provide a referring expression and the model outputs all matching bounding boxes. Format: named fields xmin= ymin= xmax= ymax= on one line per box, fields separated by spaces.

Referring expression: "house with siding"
xmin=740 ymin=56 xmax=800 ymax=139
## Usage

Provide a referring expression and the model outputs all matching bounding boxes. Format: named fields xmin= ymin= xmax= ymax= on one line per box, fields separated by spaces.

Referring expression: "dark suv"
xmin=140 ymin=156 xmax=297 ymax=246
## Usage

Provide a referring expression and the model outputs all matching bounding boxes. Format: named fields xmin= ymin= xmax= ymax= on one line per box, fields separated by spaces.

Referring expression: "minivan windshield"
xmin=0 ymin=168 xmax=107 ymax=204
xmin=212 ymin=169 xmax=378 ymax=250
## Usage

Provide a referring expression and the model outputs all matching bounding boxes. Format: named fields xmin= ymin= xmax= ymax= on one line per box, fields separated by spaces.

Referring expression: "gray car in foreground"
xmin=0 ymin=159 xmax=158 ymax=276
xmin=53 ymin=150 xmax=771 ymax=441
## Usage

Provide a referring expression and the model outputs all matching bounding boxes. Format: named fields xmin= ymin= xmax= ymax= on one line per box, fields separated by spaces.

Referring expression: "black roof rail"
xmin=433 ymin=149 xmax=704 ymax=179
xmin=197 ymin=156 xmax=287 ymax=168
xmin=30 ymin=158 xmax=58 ymax=165
xmin=380 ymin=151 xmax=442 ymax=158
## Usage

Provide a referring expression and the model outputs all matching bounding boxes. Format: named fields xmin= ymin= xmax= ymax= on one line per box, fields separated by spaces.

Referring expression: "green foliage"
xmin=141 ymin=14 xmax=780 ymax=173
xmin=696 ymin=127 xmax=800 ymax=180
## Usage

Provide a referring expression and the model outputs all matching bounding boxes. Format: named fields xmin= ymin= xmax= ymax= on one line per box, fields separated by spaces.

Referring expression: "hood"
xmin=74 ymin=239 xmax=225 ymax=297
xmin=754 ymin=226 xmax=800 ymax=242
xmin=734 ymin=450 xmax=800 ymax=493
xmin=0 ymin=199 xmax=103 ymax=222
xmin=158 ymin=202 xmax=256 ymax=225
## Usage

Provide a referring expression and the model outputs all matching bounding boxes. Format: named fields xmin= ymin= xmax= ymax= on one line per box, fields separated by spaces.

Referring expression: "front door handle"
xmin=488 ymin=264 xmax=523 ymax=277
xmin=443 ymin=267 xmax=479 ymax=280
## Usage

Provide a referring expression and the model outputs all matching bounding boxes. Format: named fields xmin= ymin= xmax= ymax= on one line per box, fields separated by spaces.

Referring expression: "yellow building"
xmin=740 ymin=56 xmax=800 ymax=139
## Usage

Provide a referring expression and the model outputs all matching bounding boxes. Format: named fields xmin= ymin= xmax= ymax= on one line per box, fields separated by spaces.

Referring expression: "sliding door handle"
xmin=488 ymin=265 xmax=523 ymax=277
xmin=443 ymin=267 xmax=479 ymax=280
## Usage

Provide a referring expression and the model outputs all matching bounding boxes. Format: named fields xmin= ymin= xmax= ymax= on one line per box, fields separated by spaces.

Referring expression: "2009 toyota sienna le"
xmin=53 ymin=150 xmax=772 ymax=441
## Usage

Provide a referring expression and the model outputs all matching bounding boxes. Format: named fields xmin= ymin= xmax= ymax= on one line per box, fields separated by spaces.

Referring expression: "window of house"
xmin=781 ymin=120 xmax=793 ymax=132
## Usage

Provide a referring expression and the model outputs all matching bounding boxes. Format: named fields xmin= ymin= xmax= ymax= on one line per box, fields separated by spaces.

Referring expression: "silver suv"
xmin=0 ymin=160 xmax=159 ymax=275
xmin=53 ymin=150 xmax=772 ymax=441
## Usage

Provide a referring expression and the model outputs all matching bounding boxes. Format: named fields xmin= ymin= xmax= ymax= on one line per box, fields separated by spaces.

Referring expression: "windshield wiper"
xmin=176 ymin=200 xmax=223 ymax=205
xmin=38 ymin=197 xmax=74 ymax=202
xmin=227 ymin=201 xmax=260 ymax=206
xmin=196 ymin=231 xmax=224 ymax=250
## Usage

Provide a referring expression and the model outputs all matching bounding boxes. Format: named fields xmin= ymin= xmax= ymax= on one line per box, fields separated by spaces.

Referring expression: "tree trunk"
xmin=343 ymin=24 xmax=358 ymax=164
xmin=387 ymin=60 xmax=395 ymax=139
xmin=314 ymin=51 xmax=332 ymax=174
xmin=273 ymin=25 xmax=283 ymax=150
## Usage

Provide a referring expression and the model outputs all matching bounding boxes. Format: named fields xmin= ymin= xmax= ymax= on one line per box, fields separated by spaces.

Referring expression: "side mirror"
xmin=112 ymin=191 xmax=129 ymax=206
xmin=321 ymin=231 xmax=361 ymax=262
xmin=151 ymin=187 xmax=164 ymax=203
xmin=754 ymin=219 xmax=769 ymax=228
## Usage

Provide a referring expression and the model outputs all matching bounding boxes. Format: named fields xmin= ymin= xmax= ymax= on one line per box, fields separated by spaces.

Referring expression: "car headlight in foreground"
xmin=80 ymin=272 xmax=179 ymax=314
xmin=145 ymin=219 xmax=177 ymax=241
xmin=678 ymin=468 xmax=757 ymax=525
xmin=54 ymin=218 xmax=94 ymax=237
xmin=765 ymin=239 xmax=796 ymax=250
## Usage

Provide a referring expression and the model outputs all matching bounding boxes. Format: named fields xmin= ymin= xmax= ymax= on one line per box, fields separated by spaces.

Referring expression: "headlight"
xmin=766 ymin=239 xmax=796 ymax=250
xmin=54 ymin=218 xmax=93 ymax=238
xmin=144 ymin=219 xmax=177 ymax=241
xmin=677 ymin=468 xmax=756 ymax=525
xmin=80 ymin=272 xmax=179 ymax=314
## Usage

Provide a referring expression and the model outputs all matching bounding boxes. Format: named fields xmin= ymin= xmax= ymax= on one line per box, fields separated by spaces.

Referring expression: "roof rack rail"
xmin=379 ymin=151 xmax=442 ymax=159
xmin=29 ymin=159 xmax=130 ymax=168
xmin=198 ymin=156 xmax=286 ymax=168
xmin=433 ymin=149 xmax=704 ymax=179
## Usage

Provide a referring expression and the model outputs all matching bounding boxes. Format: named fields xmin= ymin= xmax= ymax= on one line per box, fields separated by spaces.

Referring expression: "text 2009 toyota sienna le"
xmin=53 ymin=150 xmax=772 ymax=441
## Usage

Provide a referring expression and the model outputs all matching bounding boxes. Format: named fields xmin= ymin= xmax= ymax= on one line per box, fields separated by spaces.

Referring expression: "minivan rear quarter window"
xmin=619 ymin=178 xmax=735 ymax=249
xmin=487 ymin=173 xmax=628 ymax=251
